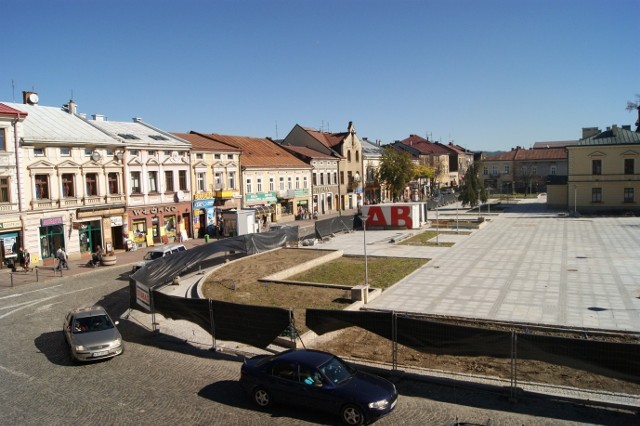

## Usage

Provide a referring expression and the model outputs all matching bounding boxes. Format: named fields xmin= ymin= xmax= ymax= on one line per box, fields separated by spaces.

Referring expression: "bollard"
xmin=204 ymin=234 xmax=210 ymax=243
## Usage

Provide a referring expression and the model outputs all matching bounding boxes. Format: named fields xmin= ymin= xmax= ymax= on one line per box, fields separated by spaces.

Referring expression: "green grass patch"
xmin=289 ymin=256 xmax=428 ymax=290
xmin=399 ymin=231 xmax=455 ymax=247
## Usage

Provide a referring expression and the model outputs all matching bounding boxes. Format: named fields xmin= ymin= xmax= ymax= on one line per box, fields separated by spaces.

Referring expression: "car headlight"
xmin=112 ymin=338 xmax=122 ymax=347
xmin=368 ymin=399 xmax=389 ymax=410
xmin=74 ymin=345 xmax=85 ymax=351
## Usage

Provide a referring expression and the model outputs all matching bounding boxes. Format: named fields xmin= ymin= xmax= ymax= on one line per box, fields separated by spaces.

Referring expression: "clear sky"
xmin=4 ymin=0 xmax=638 ymax=152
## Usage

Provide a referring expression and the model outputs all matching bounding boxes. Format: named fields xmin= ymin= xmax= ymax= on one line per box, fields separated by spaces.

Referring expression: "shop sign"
xmin=130 ymin=206 xmax=178 ymax=216
xmin=294 ymin=188 xmax=309 ymax=197
xmin=245 ymin=192 xmax=277 ymax=203
xmin=0 ymin=221 xmax=21 ymax=230
xmin=193 ymin=199 xmax=214 ymax=209
xmin=41 ymin=217 xmax=64 ymax=227
xmin=194 ymin=191 xmax=214 ymax=200
xmin=111 ymin=216 xmax=123 ymax=227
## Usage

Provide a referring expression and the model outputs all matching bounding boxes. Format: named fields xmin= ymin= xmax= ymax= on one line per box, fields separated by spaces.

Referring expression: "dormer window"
xmin=149 ymin=135 xmax=168 ymax=141
xmin=118 ymin=133 xmax=140 ymax=140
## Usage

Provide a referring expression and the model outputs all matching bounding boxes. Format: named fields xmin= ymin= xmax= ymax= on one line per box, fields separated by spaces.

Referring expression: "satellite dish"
xmin=115 ymin=151 xmax=123 ymax=161
xmin=28 ymin=93 xmax=39 ymax=104
xmin=175 ymin=190 xmax=185 ymax=201
xmin=91 ymin=151 xmax=102 ymax=162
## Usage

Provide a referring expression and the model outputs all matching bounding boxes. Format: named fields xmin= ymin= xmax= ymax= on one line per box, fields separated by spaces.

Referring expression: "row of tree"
xmin=376 ymin=147 xmax=487 ymax=208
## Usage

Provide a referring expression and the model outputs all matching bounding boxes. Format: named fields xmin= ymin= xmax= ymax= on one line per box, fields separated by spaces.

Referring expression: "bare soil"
xmin=200 ymin=248 xmax=640 ymax=395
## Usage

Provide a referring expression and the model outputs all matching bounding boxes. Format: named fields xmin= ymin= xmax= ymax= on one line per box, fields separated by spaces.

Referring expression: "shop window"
xmin=62 ymin=173 xmax=75 ymax=198
xmin=164 ymin=216 xmax=177 ymax=239
xmin=132 ymin=220 xmax=147 ymax=243
xmin=35 ymin=174 xmax=49 ymax=199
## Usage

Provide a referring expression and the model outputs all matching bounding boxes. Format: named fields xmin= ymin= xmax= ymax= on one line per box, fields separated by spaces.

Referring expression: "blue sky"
xmin=4 ymin=0 xmax=638 ymax=151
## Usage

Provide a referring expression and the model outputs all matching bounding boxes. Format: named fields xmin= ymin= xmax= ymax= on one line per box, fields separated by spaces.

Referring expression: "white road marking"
xmin=0 ymin=286 xmax=98 ymax=320
xmin=0 ymin=285 xmax=64 ymax=300
xmin=0 ymin=364 xmax=33 ymax=380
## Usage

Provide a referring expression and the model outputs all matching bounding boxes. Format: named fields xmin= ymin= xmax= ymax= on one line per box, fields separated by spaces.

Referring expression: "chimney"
xmin=133 ymin=117 xmax=143 ymax=122
xmin=67 ymin=100 xmax=77 ymax=115
xmin=22 ymin=91 xmax=39 ymax=105
xmin=582 ymin=127 xmax=600 ymax=139
xmin=92 ymin=114 xmax=106 ymax=122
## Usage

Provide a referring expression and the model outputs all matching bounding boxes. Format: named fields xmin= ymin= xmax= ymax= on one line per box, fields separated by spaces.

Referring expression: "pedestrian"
xmin=22 ymin=248 xmax=31 ymax=272
xmin=56 ymin=246 xmax=70 ymax=270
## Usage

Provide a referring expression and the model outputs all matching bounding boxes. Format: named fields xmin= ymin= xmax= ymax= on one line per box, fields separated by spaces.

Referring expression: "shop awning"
xmin=251 ymin=205 xmax=275 ymax=216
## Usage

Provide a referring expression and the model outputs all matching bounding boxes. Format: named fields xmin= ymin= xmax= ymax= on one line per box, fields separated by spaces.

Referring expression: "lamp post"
xmin=361 ymin=214 xmax=369 ymax=303
xmin=573 ymin=185 xmax=577 ymax=214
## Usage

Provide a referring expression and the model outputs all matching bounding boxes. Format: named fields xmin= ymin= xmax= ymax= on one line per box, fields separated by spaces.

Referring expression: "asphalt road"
xmin=0 ymin=264 xmax=637 ymax=425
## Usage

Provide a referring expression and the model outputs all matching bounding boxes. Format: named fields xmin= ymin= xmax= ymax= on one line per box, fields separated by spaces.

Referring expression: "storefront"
xmin=0 ymin=219 xmax=21 ymax=267
xmin=128 ymin=202 xmax=191 ymax=247
xmin=39 ymin=216 xmax=65 ymax=260
xmin=193 ymin=192 xmax=215 ymax=238
xmin=75 ymin=205 xmax=126 ymax=253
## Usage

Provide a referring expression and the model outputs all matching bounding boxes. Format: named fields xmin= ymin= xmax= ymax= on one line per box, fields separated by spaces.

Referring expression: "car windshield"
xmin=74 ymin=314 xmax=114 ymax=333
xmin=143 ymin=252 xmax=164 ymax=261
xmin=319 ymin=356 xmax=354 ymax=384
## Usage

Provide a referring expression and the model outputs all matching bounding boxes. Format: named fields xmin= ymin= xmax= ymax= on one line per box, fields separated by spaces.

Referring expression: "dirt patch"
xmin=200 ymin=248 xmax=640 ymax=395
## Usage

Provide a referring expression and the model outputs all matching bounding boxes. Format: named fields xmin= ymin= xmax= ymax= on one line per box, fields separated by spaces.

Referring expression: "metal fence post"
xmin=209 ymin=299 xmax=216 ymax=350
xmin=510 ymin=331 xmax=518 ymax=402
xmin=392 ymin=312 xmax=398 ymax=371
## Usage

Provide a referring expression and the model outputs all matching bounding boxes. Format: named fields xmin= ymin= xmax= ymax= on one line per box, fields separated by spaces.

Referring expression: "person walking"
xmin=22 ymin=248 xmax=31 ymax=272
xmin=56 ymin=246 xmax=70 ymax=270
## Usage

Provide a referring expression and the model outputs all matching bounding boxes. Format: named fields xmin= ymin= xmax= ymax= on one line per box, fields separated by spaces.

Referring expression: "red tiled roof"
xmin=202 ymin=133 xmax=310 ymax=168
xmin=399 ymin=135 xmax=451 ymax=155
xmin=172 ymin=132 xmax=239 ymax=152
xmin=0 ymin=103 xmax=28 ymax=118
xmin=302 ymin=127 xmax=347 ymax=149
xmin=282 ymin=145 xmax=337 ymax=160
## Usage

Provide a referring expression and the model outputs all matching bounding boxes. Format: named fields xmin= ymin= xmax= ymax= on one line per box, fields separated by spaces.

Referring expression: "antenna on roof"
xmin=275 ymin=121 xmax=279 ymax=139
xmin=11 ymin=79 xmax=15 ymax=101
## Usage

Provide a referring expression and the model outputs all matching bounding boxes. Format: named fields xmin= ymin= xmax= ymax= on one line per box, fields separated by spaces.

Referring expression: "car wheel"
xmin=252 ymin=387 xmax=271 ymax=408
xmin=341 ymin=404 xmax=365 ymax=426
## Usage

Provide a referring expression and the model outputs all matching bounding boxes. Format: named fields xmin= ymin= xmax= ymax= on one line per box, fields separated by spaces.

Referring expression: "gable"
xmin=27 ymin=160 xmax=56 ymax=170
xmin=588 ymin=151 xmax=607 ymax=158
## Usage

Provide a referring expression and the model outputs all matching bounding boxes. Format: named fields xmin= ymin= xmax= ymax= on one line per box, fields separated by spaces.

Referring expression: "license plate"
xmin=92 ymin=350 xmax=109 ymax=357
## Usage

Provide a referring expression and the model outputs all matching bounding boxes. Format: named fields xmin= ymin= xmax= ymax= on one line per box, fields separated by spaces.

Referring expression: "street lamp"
xmin=573 ymin=184 xmax=577 ymax=214
xmin=361 ymin=214 xmax=369 ymax=303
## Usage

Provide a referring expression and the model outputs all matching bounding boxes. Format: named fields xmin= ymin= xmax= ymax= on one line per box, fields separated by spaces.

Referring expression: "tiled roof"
xmin=87 ymin=119 xmax=190 ymax=148
xmin=281 ymin=145 xmax=337 ymax=160
xmin=486 ymin=148 xmax=567 ymax=161
xmin=0 ymin=103 xmax=28 ymax=118
xmin=361 ymin=139 xmax=384 ymax=155
xmin=532 ymin=140 xmax=578 ymax=149
xmin=3 ymin=102 xmax=115 ymax=144
xmin=578 ymin=126 xmax=640 ymax=145
xmin=398 ymin=135 xmax=451 ymax=155
xmin=303 ymin=127 xmax=347 ymax=149
xmin=203 ymin=133 xmax=311 ymax=168
xmin=172 ymin=132 xmax=239 ymax=152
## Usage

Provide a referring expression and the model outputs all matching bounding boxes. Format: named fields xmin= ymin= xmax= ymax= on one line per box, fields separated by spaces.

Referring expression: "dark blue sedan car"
xmin=240 ymin=349 xmax=398 ymax=425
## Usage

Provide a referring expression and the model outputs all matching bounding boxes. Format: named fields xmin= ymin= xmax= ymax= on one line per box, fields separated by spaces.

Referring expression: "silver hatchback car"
xmin=63 ymin=305 xmax=124 ymax=362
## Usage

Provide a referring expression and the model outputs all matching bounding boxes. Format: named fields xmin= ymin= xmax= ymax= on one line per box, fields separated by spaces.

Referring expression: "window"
xmin=61 ymin=174 xmax=75 ymax=198
xmin=340 ymin=172 xmax=345 ymax=185
xmin=592 ymin=159 xmax=602 ymax=175
xmin=624 ymin=188 xmax=634 ymax=203
xmin=295 ymin=177 xmax=300 ymax=189
xmin=355 ymin=151 xmax=360 ymax=162
xmin=591 ymin=187 xmax=602 ymax=203
xmin=164 ymin=171 xmax=174 ymax=192
xmin=550 ymin=165 xmax=557 ymax=175
xmin=117 ymin=133 xmax=140 ymax=140
xmin=108 ymin=172 xmax=118 ymax=194
xmin=320 ymin=173 xmax=324 ymax=185
xmin=106 ymin=149 xmax=114 ymax=156
xmin=35 ymin=174 xmax=49 ymax=199
xmin=347 ymin=151 xmax=352 ymax=162
xmin=0 ymin=128 xmax=5 ymax=150
xmin=503 ymin=165 xmax=510 ymax=175
xmin=492 ymin=165 xmax=498 ymax=176
xmin=34 ymin=148 xmax=45 ymax=157
xmin=227 ymin=154 xmax=233 ymax=160
xmin=333 ymin=172 xmax=337 ymax=184
xmin=178 ymin=170 xmax=187 ymax=190
xmin=85 ymin=173 xmax=98 ymax=196
xmin=228 ymin=171 xmax=236 ymax=189
xmin=196 ymin=153 xmax=203 ymax=159
xmin=84 ymin=148 xmax=93 ymax=157
xmin=313 ymin=172 xmax=317 ymax=186
xmin=214 ymin=154 xmax=221 ymax=159
xmin=624 ymin=159 xmax=635 ymax=175
xmin=60 ymin=147 xmax=71 ymax=157
xmin=149 ymin=135 xmax=168 ymax=141
xmin=0 ymin=177 xmax=9 ymax=202
xmin=257 ymin=178 xmax=262 ymax=193
xmin=287 ymin=177 xmax=292 ymax=190
xmin=279 ymin=176 xmax=285 ymax=191
xmin=246 ymin=178 xmax=252 ymax=194
xmin=164 ymin=150 xmax=172 ymax=156
xmin=483 ymin=166 xmax=488 ymax=176
xmin=196 ymin=172 xmax=205 ymax=192
xmin=148 ymin=150 xmax=157 ymax=157
xmin=148 ymin=171 xmax=158 ymax=193
xmin=269 ymin=177 xmax=274 ymax=191
xmin=215 ymin=172 xmax=223 ymax=189
xmin=303 ymin=176 xmax=308 ymax=188
xmin=130 ymin=172 xmax=141 ymax=194
xmin=130 ymin=149 xmax=139 ymax=156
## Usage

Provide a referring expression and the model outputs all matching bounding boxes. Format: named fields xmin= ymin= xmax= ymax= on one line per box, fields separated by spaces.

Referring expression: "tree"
xmin=458 ymin=162 xmax=487 ymax=209
xmin=377 ymin=147 xmax=416 ymax=201
xmin=626 ymin=94 xmax=640 ymax=132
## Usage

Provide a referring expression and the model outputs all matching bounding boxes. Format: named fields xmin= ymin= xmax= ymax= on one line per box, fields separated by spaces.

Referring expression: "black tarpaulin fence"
xmin=152 ymin=291 xmax=292 ymax=349
xmin=314 ymin=215 xmax=355 ymax=239
xmin=305 ymin=309 xmax=640 ymax=384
